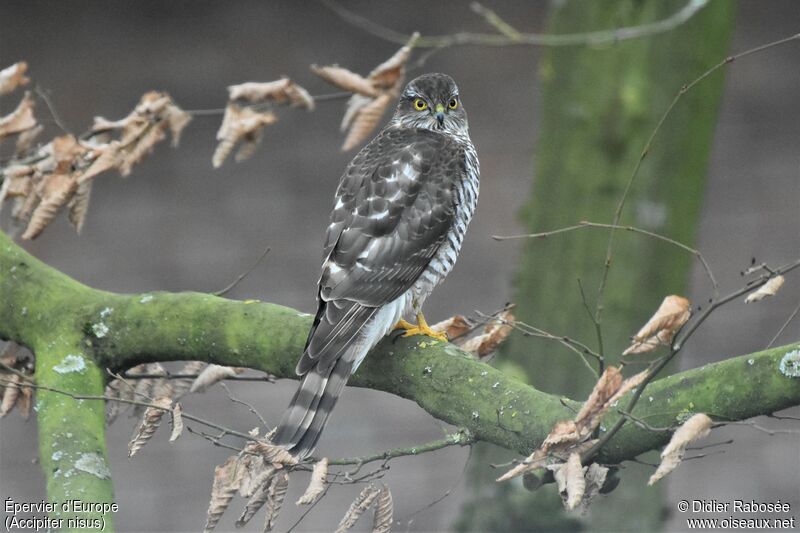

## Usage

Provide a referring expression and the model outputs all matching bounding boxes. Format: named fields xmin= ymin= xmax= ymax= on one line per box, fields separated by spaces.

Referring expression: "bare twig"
xmin=767 ymin=301 xmax=800 ymax=349
xmin=34 ymin=85 xmax=73 ymax=135
xmin=214 ymin=245 xmax=271 ymax=297
xmin=219 ymin=382 xmax=269 ymax=429
xmin=322 ymin=0 xmax=709 ymax=48
xmin=327 ymin=430 xmax=473 ymax=466
xmin=494 ymin=221 xmax=719 ymax=296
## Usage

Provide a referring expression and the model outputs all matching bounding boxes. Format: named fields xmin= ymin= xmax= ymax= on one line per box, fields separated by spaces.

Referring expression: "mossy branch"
xmin=1 ymin=228 xmax=799 ymax=527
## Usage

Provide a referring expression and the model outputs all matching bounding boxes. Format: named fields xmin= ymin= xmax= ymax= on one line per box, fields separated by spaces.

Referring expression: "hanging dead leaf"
xmin=296 ymin=457 xmax=328 ymax=505
xmin=169 ymin=403 xmax=184 ymax=442
xmin=549 ymin=452 xmax=586 ymax=511
xmin=263 ymin=471 xmax=289 ymax=532
xmin=236 ymin=465 xmax=276 ymax=526
xmin=0 ymin=92 xmax=37 ymax=141
xmin=0 ymin=373 xmax=22 ymax=417
xmin=0 ymin=165 xmax=34 ymax=208
xmin=573 ymin=367 xmax=623 ymax=436
xmin=228 ymin=78 xmax=314 ymax=110
xmin=67 ymin=180 xmax=92 ymax=233
xmin=430 ymin=315 xmax=472 ymax=340
xmin=212 ymin=104 xmax=277 ymax=167
xmin=22 ymin=171 xmax=77 ymax=240
xmin=341 ymin=92 xmax=393 ymax=151
xmin=366 ymin=33 xmax=419 ymax=90
xmin=189 ymin=364 xmax=245 ymax=393
xmin=335 ymin=484 xmax=382 ymax=533
xmin=745 ymin=275 xmax=785 ymax=303
xmin=204 ymin=455 xmax=245 ymax=533
xmin=128 ymin=396 xmax=172 ymax=457
xmin=459 ymin=309 xmax=514 ymax=359
xmin=372 ymin=484 xmax=393 ymax=533
xmin=623 ymin=295 xmax=691 ymax=355
xmin=311 ymin=66 xmax=378 ymax=98
xmin=15 ymin=123 xmax=43 ymax=155
xmin=171 ymin=360 xmax=207 ymax=399
xmin=0 ymin=62 xmax=30 ymax=95
xmin=648 ymin=413 xmax=713 ymax=485
xmin=17 ymin=384 xmax=33 ymax=419
xmin=246 ymin=440 xmax=298 ymax=467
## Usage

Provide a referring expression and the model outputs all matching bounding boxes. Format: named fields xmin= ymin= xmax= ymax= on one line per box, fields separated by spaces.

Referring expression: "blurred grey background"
xmin=1 ymin=1 xmax=798 ymax=532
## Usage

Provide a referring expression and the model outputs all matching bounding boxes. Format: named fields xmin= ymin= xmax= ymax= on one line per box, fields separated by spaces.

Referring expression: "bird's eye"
xmin=413 ymin=98 xmax=428 ymax=111
xmin=448 ymin=98 xmax=458 ymax=109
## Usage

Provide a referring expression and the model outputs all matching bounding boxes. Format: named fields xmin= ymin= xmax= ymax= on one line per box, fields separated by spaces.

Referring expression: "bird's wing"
xmin=296 ymin=127 xmax=466 ymax=375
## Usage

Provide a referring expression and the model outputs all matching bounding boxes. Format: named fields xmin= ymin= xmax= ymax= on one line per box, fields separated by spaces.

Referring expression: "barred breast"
xmin=411 ymin=138 xmax=479 ymax=308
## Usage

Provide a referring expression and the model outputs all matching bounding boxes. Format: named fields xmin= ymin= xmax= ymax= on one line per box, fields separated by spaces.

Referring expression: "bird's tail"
xmin=272 ymin=350 xmax=355 ymax=460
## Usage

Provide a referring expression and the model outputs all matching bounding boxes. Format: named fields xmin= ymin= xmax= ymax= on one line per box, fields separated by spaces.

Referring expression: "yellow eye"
xmin=413 ymin=98 xmax=428 ymax=111
xmin=448 ymin=98 xmax=458 ymax=109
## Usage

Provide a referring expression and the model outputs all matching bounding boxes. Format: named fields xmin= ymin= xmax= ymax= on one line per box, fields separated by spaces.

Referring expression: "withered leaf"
xmin=228 ymin=78 xmax=314 ymax=110
xmin=204 ymin=455 xmax=245 ymax=533
xmin=236 ymin=465 xmax=276 ymax=526
xmin=341 ymin=92 xmax=393 ymax=151
xmin=550 ymin=452 xmax=586 ymax=511
xmin=623 ymin=295 xmax=691 ymax=355
xmin=366 ymin=33 xmax=419 ymax=90
xmin=459 ymin=309 xmax=514 ymax=359
xmin=430 ymin=315 xmax=472 ymax=341
xmin=0 ymin=373 xmax=22 ymax=417
xmin=648 ymin=413 xmax=712 ymax=485
xmin=574 ymin=367 xmax=623 ymax=437
xmin=263 ymin=471 xmax=289 ymax=532
xmin=0 ymin=92 xmax=37 ymax=141
xmin=212 ymin=104 xmax=277 ymax=167
xmin=296 ymin=457 xmax=328 ymax=505
xmin=127 ymin=396 xmax=172 ymax=458
xmin=311 ymin=66 xmax=378 ymax=98
xmin=169 ymin=403 xmax=184 ymax=442
xmin=745 ymin=275 xmax=785 ymax=303
xmin=247 ymin=440 xmax=298 ymax=467
xmin=15 ymin=123 xmax=43 ymax=155
xmin=372 ymin=484 xmax=394 ymax=533
xmin=67 ymin=180 xmax=92 ymax=234
xmin=189 ymin=364 xmax=245 ymax=393
xmin=0 ymin=62 xmax=30 ymax=95
xmin=335 ymin=484 xmax=382 ymax=533
xmin=22 ymin=171 xmax=77 ymax=240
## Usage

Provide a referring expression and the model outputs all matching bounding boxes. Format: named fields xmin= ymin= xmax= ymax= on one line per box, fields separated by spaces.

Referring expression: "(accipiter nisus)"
xmin=274 ymin=73 xmax=480 ymax=459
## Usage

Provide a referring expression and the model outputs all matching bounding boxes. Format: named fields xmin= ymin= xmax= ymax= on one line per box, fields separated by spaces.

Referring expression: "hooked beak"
xmin=434 ymin=103 xmax=445 ymax=126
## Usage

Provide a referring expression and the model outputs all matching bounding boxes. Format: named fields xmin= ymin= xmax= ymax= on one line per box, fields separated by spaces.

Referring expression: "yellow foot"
xmin=393 ymin=313 xmax=448 ymax=342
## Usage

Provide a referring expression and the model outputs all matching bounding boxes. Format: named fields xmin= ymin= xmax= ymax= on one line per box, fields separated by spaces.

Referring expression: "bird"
xmin=273 ymin=73 xmax=480 ymax=459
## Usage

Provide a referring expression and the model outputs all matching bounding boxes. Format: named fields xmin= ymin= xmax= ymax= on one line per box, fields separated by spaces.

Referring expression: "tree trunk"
xmin=462 ymin=1 xmax=736 ymax=531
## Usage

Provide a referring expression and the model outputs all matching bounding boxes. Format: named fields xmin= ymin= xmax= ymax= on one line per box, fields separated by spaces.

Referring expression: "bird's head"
xmin=390 ymin=73 xmax=468 ymax=134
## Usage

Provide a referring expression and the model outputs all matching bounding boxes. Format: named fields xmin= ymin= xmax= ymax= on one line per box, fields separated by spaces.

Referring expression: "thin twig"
xmin=495 ymin=221 xmax=719 ymax=296
xmin=214 ymin=245 xmax=271 ymax=297
xmin=219 ymin=382 xmax=269 ymax=429
xmin=327 ymin=430 xmax=473 ymax=466
xmin=183 ymin=91 xmax=352 ymax=118
xmin=767 ymin=301 xmax=800 ymax=349
xmin=322 ymin=0 xmax=709 ymax=48
xmin=577 ymin=278 xmax=605 ymax=371
xmin=34 ymin=85 xmax=73 ymax=135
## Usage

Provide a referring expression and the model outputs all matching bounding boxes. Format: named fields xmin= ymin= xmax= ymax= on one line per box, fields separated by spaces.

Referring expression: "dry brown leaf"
xmin=574 ymin=367 xmax=623 ymax=436
xmin=190 ymin=364 xmax=245 ymax=393
xmin=0 ymin=373 xmax=22 ymax=417
xmin=341 ymin=92 xmax=393 ymax=151
xmin=335 ymin=484 xmax=382 ymax=533
xmin=204 ymin=455 xmax=245 ymax=533
xmin=22 ymin=171 xmax=77 ymax=240
xmin=105 ymin=378 xmax=136 ymax=425
xmin=296 ymin=457 xmax=328 ymax=505
xmin=552 ymin=453 xmax=586 ymax=511
xmin=77 ymin=142 xmax=122 ymax=184
xmin=623 ymin=295 xmax=691 ymax=355
xmin=542 ymin=419 xmax=582 ymax=449
xmin=17 ymin=384 xmax=33 ymax=419
xmin=0 ymin=92 xmax=37 ymax=141
xmin=607 ymin=369 xmax=649 ymax=406
xmin=171 ymin=360 xmax=208 ymax=399
xmin=0 ymin=165 xmax=33 ymax=209
xmin=163 ymin=102 xmax=192 ymax=146
xmin=67 ymin=180 xmax=92 ymax=233
xmin=372 ymin=484 xmax=393 ymax=533
xmin=579 ymin=463 xmax=609 ymax=513
xmin=311 ymin=66 xmax=378 ymax=98
xmin=247 ymin=440 xmax=298 ymax=467
xmin=0 ymin=62 xmax=30 ymax=95
xmin=430 ymin=315 xmax=472 ymax=340
xmin=169 ymin=403 xmax=184 ymax=442
xmin=745 ymin=275 xmax=785 ymax=303
xmin=648 ymin=413 xmax=713 ymax=485
xmin=212 ymin=104 xmax=277 ymax=167
xmin=366 ymin=33 xmax=419 ymax=90
xmin=127 ymin=396 xmax=172 ymax=457
xmin=236 ymin=465 xmax=276 ymax=526
xmin=16 ymin=123 xmax=43 ymax=155
xmin=228 ymin=78 xmax=314 ymax=110
xmin=263 ymin=471 xmax=289 ymax=532
xmin=459 ymin=310 xmax=514 ymax=359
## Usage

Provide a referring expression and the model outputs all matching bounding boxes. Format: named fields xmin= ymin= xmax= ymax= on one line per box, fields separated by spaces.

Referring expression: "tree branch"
xmin=1 ymin=228 xmax=799 ymax=516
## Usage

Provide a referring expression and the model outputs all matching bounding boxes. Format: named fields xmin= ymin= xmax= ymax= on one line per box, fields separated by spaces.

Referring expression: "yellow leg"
xmin=393 ymin=313 xmax=448 ymax=342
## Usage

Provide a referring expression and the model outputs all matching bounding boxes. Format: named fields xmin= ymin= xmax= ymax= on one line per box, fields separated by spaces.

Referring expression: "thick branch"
xmin=2 ymin=229 xmax=799 ymax=472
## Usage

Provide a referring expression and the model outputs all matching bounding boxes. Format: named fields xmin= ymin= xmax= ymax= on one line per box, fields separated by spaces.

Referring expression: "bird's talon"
xmin=395 ymin=314 xmax=448 ymax=342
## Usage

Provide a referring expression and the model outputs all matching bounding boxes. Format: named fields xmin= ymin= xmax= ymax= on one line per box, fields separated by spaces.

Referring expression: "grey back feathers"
xmin=273 ymin=73 xmax=480 ymax=459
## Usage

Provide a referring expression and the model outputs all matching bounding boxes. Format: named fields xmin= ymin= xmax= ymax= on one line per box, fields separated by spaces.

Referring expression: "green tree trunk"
xmin=461 ymin=1 xmax=736 ymax=531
